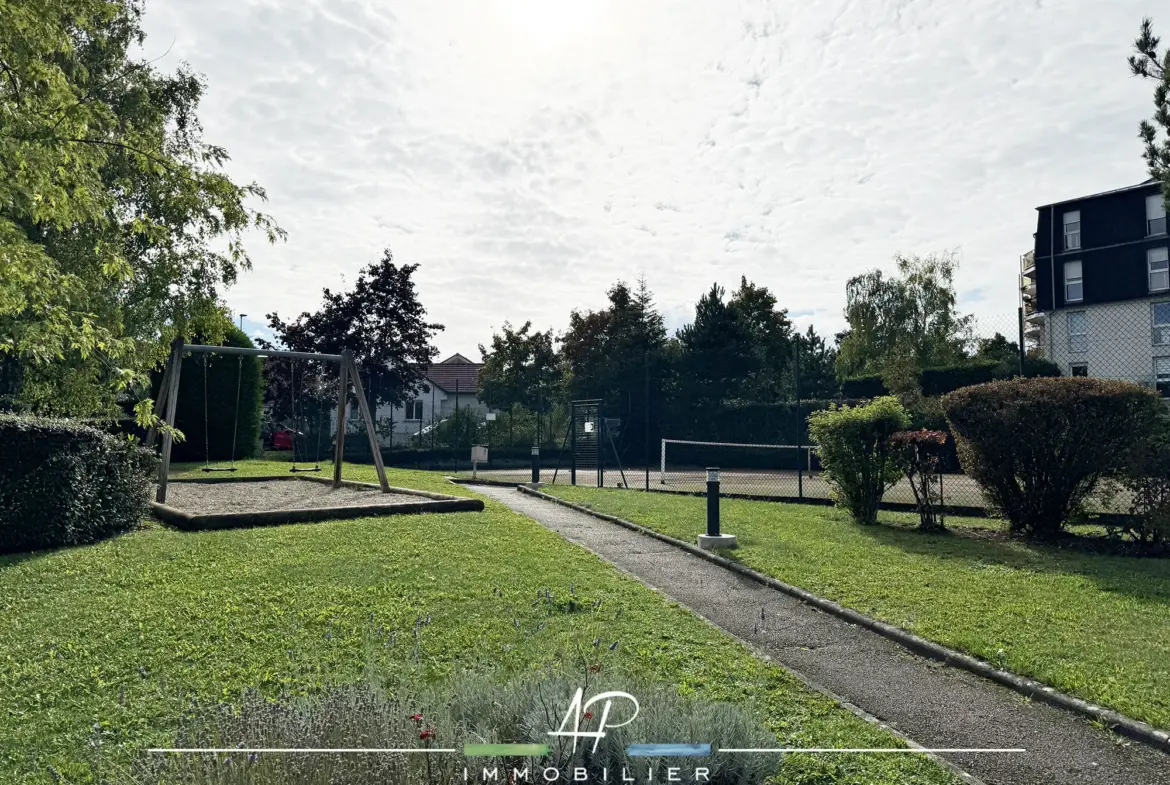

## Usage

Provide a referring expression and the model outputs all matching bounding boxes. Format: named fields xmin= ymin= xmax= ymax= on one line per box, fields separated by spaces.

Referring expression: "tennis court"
xmin=454 ymin=465 xmax=991 ymax=509
xmin=455 ymin=464 xmax=1131 ymax=515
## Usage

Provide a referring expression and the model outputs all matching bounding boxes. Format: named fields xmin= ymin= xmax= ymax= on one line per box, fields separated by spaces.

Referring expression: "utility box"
xmin=471 ymin=445 xmax=489 ymax=479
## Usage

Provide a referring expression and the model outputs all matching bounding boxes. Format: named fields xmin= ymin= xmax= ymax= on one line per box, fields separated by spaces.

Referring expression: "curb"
xmin=516 ymin=485 xmax=1170 ymax=755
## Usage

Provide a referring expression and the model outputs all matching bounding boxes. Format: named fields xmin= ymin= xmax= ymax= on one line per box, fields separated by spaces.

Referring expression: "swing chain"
xmin=230 ymin=355 xmax=243 ymax=467
xmin=202 ymin=354 xmax=211 ymax=468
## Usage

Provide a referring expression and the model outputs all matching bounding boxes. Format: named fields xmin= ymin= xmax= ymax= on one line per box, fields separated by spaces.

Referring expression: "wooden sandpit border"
xmin=150 ymin=474 xmax=484 ymax=531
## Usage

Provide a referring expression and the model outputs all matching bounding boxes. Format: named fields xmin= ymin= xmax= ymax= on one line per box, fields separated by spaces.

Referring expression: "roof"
xmin=1036 ymin=177 xmax=1159 ymax=210
xmin=423 ymin=353 xmax=482 ymax=393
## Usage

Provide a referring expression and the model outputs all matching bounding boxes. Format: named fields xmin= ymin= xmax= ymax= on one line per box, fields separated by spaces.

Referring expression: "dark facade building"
xmin=1021 ymin=178 xmax=1170 ymax=392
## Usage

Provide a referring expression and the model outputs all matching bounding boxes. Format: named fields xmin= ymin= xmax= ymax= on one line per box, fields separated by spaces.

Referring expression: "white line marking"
xmin=718 ymin=748 xmax=1027 ymax=754
xmin=147 ymin=748 xmax=459 ymax=754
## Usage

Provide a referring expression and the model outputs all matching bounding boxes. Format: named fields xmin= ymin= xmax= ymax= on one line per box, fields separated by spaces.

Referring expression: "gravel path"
xmin=165 ymin=480 xmax=422 ymax=514
xmin=476 ymin=485 xmax=1170 ymax=785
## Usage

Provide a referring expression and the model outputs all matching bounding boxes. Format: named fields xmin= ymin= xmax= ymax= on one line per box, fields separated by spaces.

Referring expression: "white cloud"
xmin=141 ymin=0 xmax=1156 ymax=356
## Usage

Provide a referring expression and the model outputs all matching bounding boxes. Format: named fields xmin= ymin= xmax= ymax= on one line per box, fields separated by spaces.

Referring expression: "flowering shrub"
xmin=890 ymin=430 xmax=948 ymax=531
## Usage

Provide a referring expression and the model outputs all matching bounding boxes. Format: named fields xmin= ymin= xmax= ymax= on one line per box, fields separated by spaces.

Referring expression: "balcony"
xmin=1020 ymin=250 xmax=1036 ymax=277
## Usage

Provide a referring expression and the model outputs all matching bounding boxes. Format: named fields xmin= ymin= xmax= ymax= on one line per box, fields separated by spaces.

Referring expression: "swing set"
xmin=146 ymin=338 xmax=390 ymax=505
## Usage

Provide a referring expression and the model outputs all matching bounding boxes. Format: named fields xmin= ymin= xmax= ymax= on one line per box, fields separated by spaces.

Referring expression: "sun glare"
xmin=494 ymin=0 xmax=600 ymax=45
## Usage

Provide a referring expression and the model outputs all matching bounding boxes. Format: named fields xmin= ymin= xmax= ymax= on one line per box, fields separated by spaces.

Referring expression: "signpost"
xmin=471 ymin=445 xmax=488 ymax=480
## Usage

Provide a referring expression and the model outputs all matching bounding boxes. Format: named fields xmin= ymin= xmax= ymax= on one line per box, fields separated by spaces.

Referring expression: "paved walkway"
xmin=476 ymin=485 xmax=1170 ymax=785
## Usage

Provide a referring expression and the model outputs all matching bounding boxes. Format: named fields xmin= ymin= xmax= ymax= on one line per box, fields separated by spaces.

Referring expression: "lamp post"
xmin=697 ymin=468 xmax=737 ymax=550
xmin=239 ymin=313 xmax=247 ymax=330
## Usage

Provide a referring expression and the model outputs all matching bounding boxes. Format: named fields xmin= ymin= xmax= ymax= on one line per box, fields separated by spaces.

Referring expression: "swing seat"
xmin=289 ymin=466 xmax=322 ymax=473
xmin=201 ymin=466 xmax=239 ymax=473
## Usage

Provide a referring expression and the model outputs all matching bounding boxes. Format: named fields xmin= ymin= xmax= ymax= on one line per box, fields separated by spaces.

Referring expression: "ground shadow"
xmin=844 ymin=510 xmax=1170 ymax=606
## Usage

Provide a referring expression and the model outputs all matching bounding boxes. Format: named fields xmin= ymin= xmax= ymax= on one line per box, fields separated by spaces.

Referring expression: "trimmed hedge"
xmin=161 ymin=327 xmax=264 ymax=463
xmin=943 ymin=377 xmax=1162 ymax=538
xmin=841 ymin=376 xmax=887 ymax=398
xmin=0 ymin=415 xmax=156 ymax=554
xmin=843 ymin=358 xmax=1061 ymax=400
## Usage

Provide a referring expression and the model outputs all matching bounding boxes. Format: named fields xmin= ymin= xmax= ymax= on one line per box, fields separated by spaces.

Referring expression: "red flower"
xmin=584 ymin=711 xmax=593 ymax=720
xmin=408 ymin=713 xmax=424 ymax=722
xmin=420 ymin=728 xmax=436 ymax=740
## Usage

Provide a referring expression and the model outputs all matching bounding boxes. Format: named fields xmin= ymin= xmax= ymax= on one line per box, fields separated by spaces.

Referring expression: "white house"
xmin=346 ymin=353 xmax=488 ymax=447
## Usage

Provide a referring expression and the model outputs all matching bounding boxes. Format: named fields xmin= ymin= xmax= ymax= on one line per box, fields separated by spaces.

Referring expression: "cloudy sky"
xmin=141 ymin=0 xmax=1157 ymax=359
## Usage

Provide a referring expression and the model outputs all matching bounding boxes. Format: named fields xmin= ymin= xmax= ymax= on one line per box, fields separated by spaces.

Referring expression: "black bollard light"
xmin=531 ymin=445 xmax=541 ymax=486
xmin=698 ymin=467 xmax=737 ymax=550
xmin=707 ymin=468 xmax=720 ymax=535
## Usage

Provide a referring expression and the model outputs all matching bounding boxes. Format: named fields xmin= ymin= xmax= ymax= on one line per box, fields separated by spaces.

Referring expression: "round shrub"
xmin=942 ymin=377 xmax=1163 ymax=539
xmin=807 ymin=396 xmax=910 ymax=525
xmin=0 ymin=415 xmax=156 ymax=554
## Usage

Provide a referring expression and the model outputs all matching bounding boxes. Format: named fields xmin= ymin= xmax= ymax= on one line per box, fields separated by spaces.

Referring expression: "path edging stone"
xmin=515 ymin=484 xmax=1170 ymax=755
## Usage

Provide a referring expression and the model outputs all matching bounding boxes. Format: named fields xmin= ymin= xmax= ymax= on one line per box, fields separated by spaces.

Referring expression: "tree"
xmin=560 ymin=277 xmax=670 ymax=461
xmin=1 ymin=0 xmax=282 ymax=416
xmin=1130 ymin=17 xmax=1170 ymax=212
xmin=676 ymin=276 xmax=794 ymax=405
xmin=478 ymin=322 xmax=557 ymax=414
xmin=836 ymin=251 xmax=974 ymax=393
xmin=265 ymin=249 xmax=443 ymax=416
xmin=787 ymin=325 xmax=839 ymax=400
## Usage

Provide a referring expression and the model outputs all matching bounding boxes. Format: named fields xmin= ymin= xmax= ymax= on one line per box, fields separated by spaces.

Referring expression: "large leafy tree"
xmin=477 ymin=321 xmax=557 ymax=414
xmin=265 ymin=249 xmax=443 ymax=417
xmin=1 ymin=0 xmax=282 ymax=415
xmin=836 ymin=251 xmax=973 ymax=392
xmin=1130 ymin=17 xmax=1170 ymax=211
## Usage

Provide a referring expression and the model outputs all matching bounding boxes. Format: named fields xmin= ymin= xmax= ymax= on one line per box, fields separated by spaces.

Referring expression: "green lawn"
xmin=543 ymin=486 xmax=1170 ymax=731
xmin=0 ymin=461 xmax=956 ymax=785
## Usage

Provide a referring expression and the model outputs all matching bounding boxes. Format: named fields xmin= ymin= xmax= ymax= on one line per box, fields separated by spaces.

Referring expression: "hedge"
xmin=159 ymin=327 xmax=264 ymax=463
xmin=0 ymin=415 xmax=156 ymax=554
xmin=844 ymin=358 xmax=1061 ymax=399
xmin=943 ymin=377 xmax=1162 ymax=538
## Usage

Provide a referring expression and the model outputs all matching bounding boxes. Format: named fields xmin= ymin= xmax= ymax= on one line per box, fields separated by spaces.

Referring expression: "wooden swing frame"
xmin=145 ymin=338 xmax=390 ymax=504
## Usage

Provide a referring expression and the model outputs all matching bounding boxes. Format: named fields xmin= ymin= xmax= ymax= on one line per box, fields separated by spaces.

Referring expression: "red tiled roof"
xmin=423 ymin=354 xmax=482 ymax=393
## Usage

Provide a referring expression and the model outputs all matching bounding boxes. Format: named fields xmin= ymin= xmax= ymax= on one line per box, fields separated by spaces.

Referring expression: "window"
xmin=1154 ymin=302 xmax=1170 ymax=346
xmin=1150 ymin=247 xmax=1170 ymax=292
xmin=404 ymin=400 xmax=424 ymax=420
xmin=1156 ymin=357 xmax=1170 ymax=397
xmin=1064 ymin=260 xmax=1083 ymax=303
xmin=1070 ymin=363 xmax=1088 ymax=377
xmin=1063 ymin=210 xmax=1081 ymax=250
xmin=1148 ymin=194 xmax=1167 ymax=236
xmin=1068 ymin=311 xmax=1088 ymax=353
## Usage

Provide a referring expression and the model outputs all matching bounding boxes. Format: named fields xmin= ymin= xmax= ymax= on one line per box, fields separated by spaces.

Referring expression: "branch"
xmin=0 ymin=59 xmax=22 ymax=104
xmin=49 ymin=40 xmax=177 ymax=134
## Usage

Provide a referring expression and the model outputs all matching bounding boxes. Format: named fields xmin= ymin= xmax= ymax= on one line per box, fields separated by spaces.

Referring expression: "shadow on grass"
xmin=849 ymin=513 xmax=1170 ymax=606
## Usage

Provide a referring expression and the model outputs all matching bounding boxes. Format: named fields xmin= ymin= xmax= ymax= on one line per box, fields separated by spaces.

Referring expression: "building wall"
xmin=346 ymin=388 xmax=491 ymax=447
xmin=1045 ymin=295 xmax=1170 ymax=386
xmin=1034 ymin=182 xmax=1166 ymax=311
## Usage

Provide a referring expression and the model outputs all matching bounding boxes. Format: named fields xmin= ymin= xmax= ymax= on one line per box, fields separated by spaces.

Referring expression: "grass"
xmin=543 ymin=485 xmax=1170 ymax=731
xmin=0 ymin=460 xmax=957 ymax=785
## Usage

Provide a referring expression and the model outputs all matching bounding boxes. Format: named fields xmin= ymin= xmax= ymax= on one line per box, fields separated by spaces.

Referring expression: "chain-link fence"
xmin=448 ymin=299 xmax=1166 ymax=519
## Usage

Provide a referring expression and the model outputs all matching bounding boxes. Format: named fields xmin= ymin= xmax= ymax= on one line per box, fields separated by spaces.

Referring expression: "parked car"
xmin=272 ymin=428 xmax=296 ymax=451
